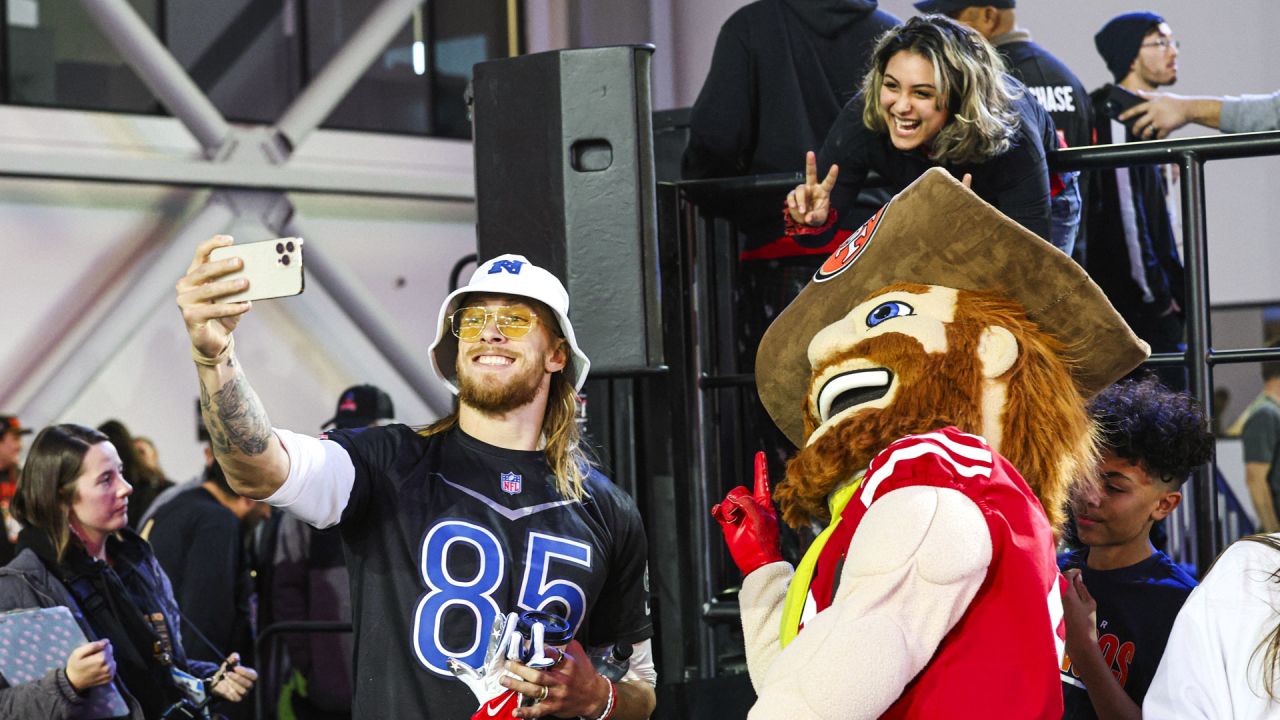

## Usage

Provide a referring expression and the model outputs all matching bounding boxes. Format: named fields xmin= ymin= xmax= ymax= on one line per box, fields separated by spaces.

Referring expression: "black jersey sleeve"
xmin=322 ymin=424 xmax=417 ymax=526
xmin=580 ymin=473 xmax=654 ymax=648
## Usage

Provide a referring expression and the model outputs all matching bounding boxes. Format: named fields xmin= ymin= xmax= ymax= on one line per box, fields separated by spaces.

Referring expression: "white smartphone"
xmin=208 ymin=237 xmax=305 ymax=302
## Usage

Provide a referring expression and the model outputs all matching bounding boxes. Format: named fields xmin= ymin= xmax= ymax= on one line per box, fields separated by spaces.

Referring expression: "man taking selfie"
xmin=175 ymin=236 xmax=656 ymax=719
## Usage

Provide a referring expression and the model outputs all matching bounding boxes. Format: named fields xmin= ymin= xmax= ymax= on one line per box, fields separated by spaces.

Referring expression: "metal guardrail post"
xmin=254 ymin=620 xmax=353 ymax=720
xmin=1179 ymin=151 xmax=1219 ymax=571
xmin=690 ymin=197 xmax=718 ymax=679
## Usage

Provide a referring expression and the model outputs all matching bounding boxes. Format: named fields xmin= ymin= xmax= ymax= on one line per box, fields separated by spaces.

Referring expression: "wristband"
xmin=191 ymin=336 xmax=234 ymax=367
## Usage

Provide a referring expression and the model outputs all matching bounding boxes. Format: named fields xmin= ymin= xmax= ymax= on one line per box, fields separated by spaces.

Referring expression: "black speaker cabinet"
xmin=472 ymin=45 xmax=662 ymax=376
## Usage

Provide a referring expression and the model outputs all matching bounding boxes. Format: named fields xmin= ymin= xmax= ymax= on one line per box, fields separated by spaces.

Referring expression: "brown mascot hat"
xmin=757 ymin=168 xmax=1151 ymax=446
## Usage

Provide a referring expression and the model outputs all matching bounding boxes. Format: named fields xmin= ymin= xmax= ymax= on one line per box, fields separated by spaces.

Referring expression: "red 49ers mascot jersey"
xmin=797 ymin=428 xmax=1066 ymax=719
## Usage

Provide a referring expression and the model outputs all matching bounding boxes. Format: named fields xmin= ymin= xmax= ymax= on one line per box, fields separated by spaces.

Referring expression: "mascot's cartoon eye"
xmin=866 ymin=301 xmax=915 ymax=328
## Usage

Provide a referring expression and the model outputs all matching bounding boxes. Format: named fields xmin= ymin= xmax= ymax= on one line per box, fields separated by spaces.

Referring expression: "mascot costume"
xmin=713 ymin=168 xmax=1149 ymax=719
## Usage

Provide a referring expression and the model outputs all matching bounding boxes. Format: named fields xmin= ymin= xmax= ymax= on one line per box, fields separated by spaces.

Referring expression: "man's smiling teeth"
xmin=476 ymin=355 xmax=514 ymax=366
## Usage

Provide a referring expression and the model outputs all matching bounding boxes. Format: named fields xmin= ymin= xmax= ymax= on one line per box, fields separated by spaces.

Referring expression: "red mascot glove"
xmin=711 ymin=451 xmax=783 ymax=576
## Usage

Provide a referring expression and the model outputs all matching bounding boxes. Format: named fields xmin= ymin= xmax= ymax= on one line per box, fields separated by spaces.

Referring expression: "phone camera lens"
xmin=276 ymin=242 xmax=284 ymax=254
xmin=286 ymin=241 xmax=295 ymax=252
xmin=281 ymin=254 xmax=291 ymax=266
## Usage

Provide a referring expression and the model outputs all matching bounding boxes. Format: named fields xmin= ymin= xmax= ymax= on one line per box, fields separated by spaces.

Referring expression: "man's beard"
xmin=457 ymin=352 xmax=545 ymax=415
xmin=774 ymin=330 xmax=984 ymax=529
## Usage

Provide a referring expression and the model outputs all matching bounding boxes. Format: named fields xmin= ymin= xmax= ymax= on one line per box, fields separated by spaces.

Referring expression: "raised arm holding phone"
xmin=176 ymin=235 xmax=658 ymax=719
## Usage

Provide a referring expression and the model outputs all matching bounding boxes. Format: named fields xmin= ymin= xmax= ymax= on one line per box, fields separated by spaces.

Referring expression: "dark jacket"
xmin=5 ymin=528 xmax=219 ymax=719
xmin=682 ymin=0 xmax=900 ymax=251
xmin=1084 ymin=86 xmax=1184 ymax=351
xmin=0 ymin=549 xmax=145 ymax=720
xmin=147 ymin=486 xmax=253 ymax=665
xmin=684 ymin=0 xmax=899 ymax=180
xmin=271 ymin=516 xmax=353 ymax=712
xmin=992 ymin=30 xmax=1091 ymax=151
xmin=817 ymin=79 xmax=1057 ymax=241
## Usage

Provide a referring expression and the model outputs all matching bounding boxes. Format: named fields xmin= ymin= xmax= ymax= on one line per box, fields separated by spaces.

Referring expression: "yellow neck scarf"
xmin=779 ymin=472 xmax=864 ymax=647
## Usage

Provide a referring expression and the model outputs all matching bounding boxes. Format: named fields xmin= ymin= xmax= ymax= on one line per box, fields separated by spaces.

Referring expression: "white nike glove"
xmin=449 ymin=612 xmax=522 ymax=706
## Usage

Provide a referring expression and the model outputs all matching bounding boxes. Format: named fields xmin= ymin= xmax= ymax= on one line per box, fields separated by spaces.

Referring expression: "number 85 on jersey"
xmin=412 ymin=520 xmax=593 ymax=676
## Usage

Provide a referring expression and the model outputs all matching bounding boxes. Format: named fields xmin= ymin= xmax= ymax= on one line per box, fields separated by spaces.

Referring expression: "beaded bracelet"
xmin=191 ymin=336 xmax=234 ymax=367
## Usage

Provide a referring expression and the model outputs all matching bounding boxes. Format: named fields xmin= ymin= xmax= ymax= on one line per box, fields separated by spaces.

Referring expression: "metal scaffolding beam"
xmin=0 ymin=144 xmax=470 ymax=201
xmin=7 ymin=1 xmax=465 ymax=422
xmin=275 ymin=0 xmax=425 ymax=151
xmin=282 ymin=215 xmax=455 ymax=415
xmin=78 ymin=0 xmax=233 ymax=157
xmin=17 ymin=197 xmax=237 ymax=423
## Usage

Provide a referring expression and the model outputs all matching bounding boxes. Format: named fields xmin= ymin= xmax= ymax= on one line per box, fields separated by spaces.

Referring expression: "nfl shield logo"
xmin=500 ymin=472 xmax=523 ymax=496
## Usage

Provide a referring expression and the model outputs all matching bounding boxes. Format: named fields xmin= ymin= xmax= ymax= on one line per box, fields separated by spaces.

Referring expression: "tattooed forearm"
xmin=201 ymin=371 xmax=271 ymax=456
xmin=198 ymin=380 xmax=233 ymax=456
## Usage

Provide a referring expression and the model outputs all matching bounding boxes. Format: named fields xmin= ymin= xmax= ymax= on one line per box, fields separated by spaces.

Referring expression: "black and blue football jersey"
xmin=323 ymin=424 xmax=651 ymax=718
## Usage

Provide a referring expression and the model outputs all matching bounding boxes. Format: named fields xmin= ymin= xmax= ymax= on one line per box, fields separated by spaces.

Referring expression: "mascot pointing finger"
xmin=713 ymin=168 xmax=1149 ymax=719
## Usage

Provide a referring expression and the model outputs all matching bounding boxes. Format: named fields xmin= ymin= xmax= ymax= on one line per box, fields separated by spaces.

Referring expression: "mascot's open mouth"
xmin=817 ymin=368 xmax=895 ymax=423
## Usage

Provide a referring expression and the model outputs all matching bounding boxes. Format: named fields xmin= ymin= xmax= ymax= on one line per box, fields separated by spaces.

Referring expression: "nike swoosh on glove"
xmin=470 ymin=688 xmax=521 ymax=719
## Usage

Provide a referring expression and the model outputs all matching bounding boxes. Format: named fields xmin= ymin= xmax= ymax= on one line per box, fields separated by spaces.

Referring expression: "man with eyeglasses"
xmin=1085 ymin=12 xmax=1186 ymax=389
xmin=176 ymin=240 xmax=656 ymax=719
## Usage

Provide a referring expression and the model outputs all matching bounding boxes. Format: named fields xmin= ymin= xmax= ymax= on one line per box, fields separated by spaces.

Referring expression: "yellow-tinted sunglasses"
xmin=450 ymin=305 xmax=539 ymax=341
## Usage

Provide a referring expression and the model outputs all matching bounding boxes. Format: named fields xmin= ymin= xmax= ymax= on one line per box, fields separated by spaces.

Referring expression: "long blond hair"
xmin=861 ymin=15 xmax=1021 ymax=166
xmin=420 ymin=314 xmax=594 ymax=501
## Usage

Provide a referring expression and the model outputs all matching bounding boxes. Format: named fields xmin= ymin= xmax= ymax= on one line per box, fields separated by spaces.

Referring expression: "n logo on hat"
xmin=489 ymin=260 xmax=525 ymax=275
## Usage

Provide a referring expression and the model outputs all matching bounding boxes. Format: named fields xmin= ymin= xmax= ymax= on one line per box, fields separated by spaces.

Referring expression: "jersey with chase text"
xmin=1058 ymin=549 xmax=1196 ymax=718
xmin=994 ymin=34 xmax=1092 ymax=150
xmin=324 ymin=424 xmax=652 ymax=718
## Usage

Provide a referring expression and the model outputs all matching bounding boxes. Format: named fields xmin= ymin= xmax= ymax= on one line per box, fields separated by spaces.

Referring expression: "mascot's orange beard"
xmin=774 ymin=328 xmax=985 ymax=530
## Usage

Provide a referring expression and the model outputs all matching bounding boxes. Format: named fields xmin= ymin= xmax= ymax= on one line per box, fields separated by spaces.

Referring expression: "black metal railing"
xmin=1055 ymin=130 xmax=1280 ymax=570
xmin=657 ymin=128 xmax=1280 ymax=681
xmin=253 ymin=620 xmax=352 ymax=720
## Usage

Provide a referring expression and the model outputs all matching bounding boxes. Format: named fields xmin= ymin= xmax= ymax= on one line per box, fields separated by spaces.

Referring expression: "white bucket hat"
xmin=429 ymin=254 xmax=591 ymax=393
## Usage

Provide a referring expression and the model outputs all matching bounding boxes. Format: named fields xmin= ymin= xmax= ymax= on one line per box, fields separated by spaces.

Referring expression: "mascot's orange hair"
xmin=954 ymin=288 xmax=1098 ymax=532
xmin=779 ymin=283 xmax=1096 ymax=533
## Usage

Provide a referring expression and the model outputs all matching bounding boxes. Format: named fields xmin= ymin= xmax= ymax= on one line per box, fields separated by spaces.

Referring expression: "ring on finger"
xmin=537 ymin=685 xmax=549 ymax=702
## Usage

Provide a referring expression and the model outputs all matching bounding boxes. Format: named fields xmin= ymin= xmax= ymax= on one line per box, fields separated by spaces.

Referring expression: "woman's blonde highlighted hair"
xmin=861 ymin=15 xmax=1021 ymax=166
xmin=419 ymin=303 xmax=595 ymax=501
